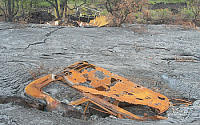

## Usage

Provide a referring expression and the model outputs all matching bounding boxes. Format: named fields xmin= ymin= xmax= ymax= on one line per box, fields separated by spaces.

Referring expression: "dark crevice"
xmin=143 ymin=46 xmax=170 ymax=51
xmin=135 ymin=85 xmax=141 ymax=88
xmin=110 ymin=78 xmax=118 ymax=87
xmin=0 ymin=27 xmax=16 ymax=30
xmin=123 ymin=91 xmax=134 ymax=95
xmin=25 ymin=27 xmax=64 ymax=49
xmin=118 ymin=102 xmax=159 ymax=116
xmin=41 ymin=54 xmax=50 ymax=56
xmin=114 ymin=94 xmax=120 ymax=97
xmin=158 ymin=96 xmax=165 ymax=100
xmin=194 ymin=55 xmax=200 ymax=60
xmin=39 ymin=56 xmax=54 ymax=59
xmin=74 ymin=64 xmax=89 ymax=71
xmin=134 ymin=45 xmax=170 ymax=52
xmin=45 ymin=27 xmax=64 ymax=37
xmin=145 ymin=96 xmax=151 ymax=99
xmin=136 ymin=98 xmax=143 ymax=100
xmin=25 ymin=40 xmax=47 ymax=49
xmin=0 ymin=95 xmax=83 ymax=119
xmin=161 ymin=56 xmax=200 ymax=62
xmin=52 ymin=52 xmax=66 ymax=55
xmin=8 ymin=60 xmax=26 ymax=63
xmin=0 ymin=96 xmax=46 ymax=110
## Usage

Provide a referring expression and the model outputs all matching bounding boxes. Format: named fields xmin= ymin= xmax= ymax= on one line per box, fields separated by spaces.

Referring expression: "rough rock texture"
xmin=0 ymin=22 xmax=200 ymax=124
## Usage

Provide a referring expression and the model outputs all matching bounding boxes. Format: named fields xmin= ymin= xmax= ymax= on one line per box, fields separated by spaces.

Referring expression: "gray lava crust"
xmin=0 ymin=22 xmax=200 ymax=124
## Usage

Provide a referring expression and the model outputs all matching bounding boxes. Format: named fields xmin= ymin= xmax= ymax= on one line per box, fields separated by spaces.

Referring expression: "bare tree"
xmin=0 ymin=0 xmax=20 ymax=22
xmin=8 ymin=0 xmax=19 ymax=21
xmin=187 ymin=0 xmax=200 ymax=26
xmin=45 ymin=0 xmax=68 ymax=19
xmin=105 ymin=0 xmax=147 ymax=26
xmin=0 ymin=2 xmax=7 ymax=20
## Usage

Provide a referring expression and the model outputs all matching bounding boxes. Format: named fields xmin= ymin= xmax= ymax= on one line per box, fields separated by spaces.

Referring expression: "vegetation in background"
xmin=187 ymin=0 xmax=200 ymax=25
xmin=0 ymin=0 xmax=20 ymax=22
xmin=149 ymin=0 xmax=187 ymax=4
xmin=44 ymin=0 xmax=68 ymax=19
xmin=0 ymin=0 xmax=199 ymax=28
xmin=105 ymin=0 xmax=147 ymax=26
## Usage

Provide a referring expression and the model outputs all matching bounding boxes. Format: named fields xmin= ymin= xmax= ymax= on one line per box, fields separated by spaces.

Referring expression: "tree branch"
xmin=67 ymin=0 xmax=86 ymax=10
xmin=0 ymin=5 xmax=6 ymax=18
xmin=45 ymin=0 xmax=56 ymax=8
xmin=13 ymin=0 xmax=19 ymax=17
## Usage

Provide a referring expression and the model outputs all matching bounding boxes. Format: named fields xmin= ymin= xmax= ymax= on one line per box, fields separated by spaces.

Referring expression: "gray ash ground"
xmin=0 ymin=22 xmax=200 ymax=124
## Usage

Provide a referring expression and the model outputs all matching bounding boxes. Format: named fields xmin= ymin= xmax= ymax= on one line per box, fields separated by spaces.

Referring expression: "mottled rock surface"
xmin=0 ymin=22 xmax=200 ymax=124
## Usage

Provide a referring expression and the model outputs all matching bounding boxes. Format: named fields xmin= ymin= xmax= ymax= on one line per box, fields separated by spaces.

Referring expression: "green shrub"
xmin=181 ymin=8 xmax=194 ymax=19
xmin=149 ymin=9 xmax=172 ymax=20
xmin=149 ymin=0 xmax=186 ymax=4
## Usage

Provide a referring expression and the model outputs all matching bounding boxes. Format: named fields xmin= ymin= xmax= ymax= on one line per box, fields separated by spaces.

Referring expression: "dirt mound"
xmin=27 ymin=11 xmax=55 ymax=24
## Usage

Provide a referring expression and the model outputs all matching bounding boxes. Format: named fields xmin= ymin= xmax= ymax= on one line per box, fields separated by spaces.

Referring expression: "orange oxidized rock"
xmin=25 ymin=61 xmax=170 ymax=120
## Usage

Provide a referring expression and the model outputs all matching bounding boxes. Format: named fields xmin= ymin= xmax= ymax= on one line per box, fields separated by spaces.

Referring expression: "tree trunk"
xmin=6 ymin=0 xmax=19 ymax=22
xmin=55 ymin=0 xmax=60 ymax=19
xmin=8 ymin=0 xmax=13 ymax=22
xmin=20 ymin=0 xmax=24 ymax=16
xmin=0 ymin=5 xmax=7 ymax=21
xmin=60 ymin=0 xmax=67 ymax=18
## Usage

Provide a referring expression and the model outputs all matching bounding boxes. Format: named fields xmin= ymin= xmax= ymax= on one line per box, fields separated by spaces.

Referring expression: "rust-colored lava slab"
xmin=62 ymin=61 xmax=170 ymax=113
xmin=25 ymin=61 xmax=170 ymax=120
xmin=25 ymin=74 xmax=60 ymax=109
